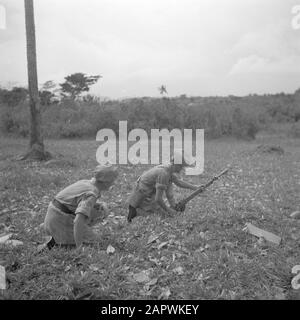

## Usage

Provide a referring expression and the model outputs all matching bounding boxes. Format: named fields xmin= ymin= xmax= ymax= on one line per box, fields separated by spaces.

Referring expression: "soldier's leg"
xmin=128 ymin=205 xmax=138 ymax=223
xmin=126 ymin=184 xmax=147 ymax=223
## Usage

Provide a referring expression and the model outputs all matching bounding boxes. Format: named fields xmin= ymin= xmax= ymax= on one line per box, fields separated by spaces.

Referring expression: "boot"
xmin=127 ymin=206 xmax=137 ymax=223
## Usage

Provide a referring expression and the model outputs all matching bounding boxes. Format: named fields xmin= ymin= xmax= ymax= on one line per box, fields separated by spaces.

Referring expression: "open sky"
xmin=0 ymin=0 xmax=300 ymax=98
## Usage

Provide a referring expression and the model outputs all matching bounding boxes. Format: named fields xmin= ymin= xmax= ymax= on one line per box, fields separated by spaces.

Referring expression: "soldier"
xmin=127 ymin=150 xmax=200 ymax=222
xmin=41 ymin=164 xmax=118 ymax=250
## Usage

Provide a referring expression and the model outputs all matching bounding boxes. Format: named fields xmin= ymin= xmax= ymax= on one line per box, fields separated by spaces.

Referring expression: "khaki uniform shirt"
xmin=44 ymin=180 xmax=102 ymax=244
xmin=127 ymin=165 xmax=176 ymax=211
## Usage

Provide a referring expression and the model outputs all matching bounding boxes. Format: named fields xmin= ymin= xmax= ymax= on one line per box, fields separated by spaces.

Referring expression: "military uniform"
xmin=43 ymin=165 xmax=117 ymax=247
xmin=127 ymin=164 xmax=176 ymax=216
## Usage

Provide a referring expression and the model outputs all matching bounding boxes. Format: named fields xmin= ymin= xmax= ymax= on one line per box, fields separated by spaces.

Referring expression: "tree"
xmin=23 ymin=0 xmax=50 ymax=160
xmin=290 ymin=89 xmax=300 ymax=122
xmin=59 ymin=73 xmax=102 ymax=99
xmin=0 ymin=87 xmax=28 ymax=107
xmin=158 ymin=85 xmax=168 ymax=96
xmin=39 ymin=90 xmax=55 ymax=106
xmin=39 ymin=80 xmax=59 ymax=105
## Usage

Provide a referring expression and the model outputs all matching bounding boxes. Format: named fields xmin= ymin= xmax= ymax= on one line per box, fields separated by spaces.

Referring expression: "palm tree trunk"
xmin=23 ymin=0 xmax=50 ymax=160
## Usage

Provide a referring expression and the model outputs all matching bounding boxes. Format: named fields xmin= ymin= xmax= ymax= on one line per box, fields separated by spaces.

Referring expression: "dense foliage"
xmin=1 ymin=86 xmax=300 ymax=140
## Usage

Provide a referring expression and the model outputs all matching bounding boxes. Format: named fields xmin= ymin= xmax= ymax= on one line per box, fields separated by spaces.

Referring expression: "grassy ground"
xmin=0 ymin=135 xmax=300 ymax=300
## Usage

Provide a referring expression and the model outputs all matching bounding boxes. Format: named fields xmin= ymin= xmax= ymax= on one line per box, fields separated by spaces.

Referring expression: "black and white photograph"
xmin=0 ymin=0 xmax=300 ymax=304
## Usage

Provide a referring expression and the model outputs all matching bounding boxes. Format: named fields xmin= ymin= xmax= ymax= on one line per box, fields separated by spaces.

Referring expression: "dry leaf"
xmin=290 ymin=211 xmax=300 ymax=219
xmin=0 ymin=265 xmax=6 ymax=290
xmin=147 ymin=234 xmax=160 ymax=245
xmin=146 ymin=278 xmax=158 ymax=287
xmin=292 ymin=265 xmax=300 ymax=274
xmin=172 ymin=266 xmax=184 ymax=275
xmin=0 ymin=234 xmax=12 ymax=244
xmin=157 ymin=241 xmax=169 ymax=250
xmin=199 ymin=232 xmax=206 ymax=239
xmin=274 ymin=287 xmax=286 ymax=300
xmin=5 ymin=240 xmax=23 ymax=247
xmin=149 ymin=258 xmax=160 ymax=266
xmin=133 ymin=271 xmax=150 ymax=283
xmin=291 ymin=266 xmax=300 ymax=290
xmin=158 ymin=287 xmax=171 ymax=300
xmin=245 ymin=223 xmax=281 ymax=245
xmin=106 ymin=245 xmax=115 ymax=254
xmin=143 ymin=278 xmax=158 ymax=292
xmin=89 ymin=265 xmax=99 ymax=272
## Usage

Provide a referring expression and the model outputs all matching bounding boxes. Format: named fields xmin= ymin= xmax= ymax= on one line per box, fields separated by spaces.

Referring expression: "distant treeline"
xmin=1 ymin=87 xmax=300 ymax=140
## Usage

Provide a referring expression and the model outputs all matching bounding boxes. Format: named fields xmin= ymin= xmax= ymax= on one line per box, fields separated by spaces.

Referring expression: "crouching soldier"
xmin=127 ymin=150 xmax=200 ymax=222
xmin=42 ymin=164 xmax=118 ymax=250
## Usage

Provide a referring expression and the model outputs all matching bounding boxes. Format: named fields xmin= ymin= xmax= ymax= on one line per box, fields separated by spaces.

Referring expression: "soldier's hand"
xmin=175 ymin=202 xmax=186 ymax=212
xmin=167 ymin=208 xmax=178 ymax=217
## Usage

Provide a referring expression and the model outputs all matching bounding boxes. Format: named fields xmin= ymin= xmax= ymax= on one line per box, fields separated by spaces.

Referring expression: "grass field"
xmin=0 ymin=134 xmax=300 ymax=300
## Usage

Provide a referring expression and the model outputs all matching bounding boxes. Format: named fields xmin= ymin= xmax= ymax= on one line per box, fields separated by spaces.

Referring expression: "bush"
xmin=0 ymin=92 xmax=291 ymax=140
xmin=231 ymin=107 xmax=259 ymax=140
xmin=60 ymin=120 xmax=95 ymax=138
xmin=288 ymin=121 xmax=300 ymax=138
xmin=0 ymin=102 xmax=30 ymax=137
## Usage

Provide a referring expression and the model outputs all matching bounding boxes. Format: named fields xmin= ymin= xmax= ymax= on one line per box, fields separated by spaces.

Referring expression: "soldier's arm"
xmin=172 ymin=174 xmax=199 ymax=190
xmin=74 ymin=194 xmax=96 ymax=247
xmin=155 ymin=188 xmax=177 ymax=215
xmin=166 ymin=184 xmax=176 ymax=208
xmin=74 ymin=214 xmax=88 ymax=248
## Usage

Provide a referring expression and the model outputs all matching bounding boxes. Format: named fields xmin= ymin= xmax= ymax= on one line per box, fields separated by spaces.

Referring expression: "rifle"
xmin=174 ymin=168 xmax=229 ymax=212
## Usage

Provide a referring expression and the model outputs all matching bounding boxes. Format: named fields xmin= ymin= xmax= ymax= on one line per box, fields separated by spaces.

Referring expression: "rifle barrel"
xmin=181 ymin=168 xmax=229 ymax=204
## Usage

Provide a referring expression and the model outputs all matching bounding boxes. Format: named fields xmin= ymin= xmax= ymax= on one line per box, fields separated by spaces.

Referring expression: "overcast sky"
xmin=0 ymin=0 xmax=300 ymax=98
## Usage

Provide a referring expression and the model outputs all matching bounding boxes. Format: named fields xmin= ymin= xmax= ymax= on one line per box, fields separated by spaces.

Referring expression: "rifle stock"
xmin=177 ymin=168 xmax=229 ymax=208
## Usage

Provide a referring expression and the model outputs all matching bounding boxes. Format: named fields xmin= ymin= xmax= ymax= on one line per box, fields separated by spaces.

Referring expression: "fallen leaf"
xmin=290 ymin=211 xmax=300 ymax=219
xmin=172 ymin=266 xmax=184 ymax=275
xmin=106 ymin=245 xmax=115 ymax=254
xmin=0 ymin=265 xmax=6 ymax=290
xmin=292 ymin=265 xmax=300 ymax=274
xmin=224 ymin=241 xmax=235 ymax=248
xmin=133 ymin=271 xmax=150 ymax=283
xmin=291 ymin=233 xmax=300 ymax=241
xmin=199 ymin=232 xmax=206 ymax=239
xmin=0 ymin=234 xmax=13 ymax=244
xmin=149 ymin=258 xmax=160 ymax=266
xmin=0 ymin=209 xmax=10 ymax=216
xmin=143 ymin=278 xmax=158 ymax=293
xmin=5 ymin=240 xmax=23 ymax=247
xmin=158 ymin=287 xmax=171 ymax=300
xmin=275 ymin=293 xmax=286 ymax=300
xmin=122 ymin=266 xmax=130 ymax=271
xmin=147 ymin=234 xmax=160 ymax=245
xmin=145 ymin=278 xmax=158 ymax=287
xmin=291 ymin=270 xmax=300 ymax=290
xmin=245 ymin=223 xmax=281 ymax=245
xmin=157 ymin=241 xmax=169 ymax=250
xmin=89 ymin=265 xmax=99 ymax=272
xmin=274 ymin=287 xmax=286 ymax=300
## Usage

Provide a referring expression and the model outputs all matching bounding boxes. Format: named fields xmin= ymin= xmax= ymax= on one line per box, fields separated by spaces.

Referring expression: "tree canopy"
xmin=59 ymin=73 xmax=102 ymax=99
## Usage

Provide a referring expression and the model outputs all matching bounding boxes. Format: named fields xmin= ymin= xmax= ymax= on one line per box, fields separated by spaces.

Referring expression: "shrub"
xmin=0 ymin=102 xmax=30 ymax=137
xmin=288 ymin=121 xmax=300 ymax=138
xmin=231 ymin=107 xmax=259 ymax=140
